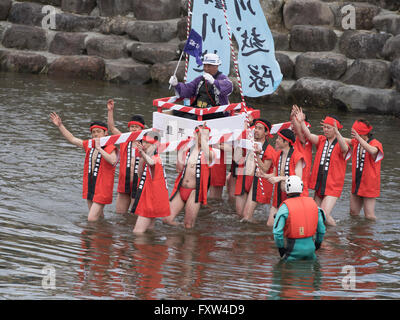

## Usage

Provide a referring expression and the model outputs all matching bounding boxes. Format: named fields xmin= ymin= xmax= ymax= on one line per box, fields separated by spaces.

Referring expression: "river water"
xmin=0 ymin=72 xmax=400 ymax=300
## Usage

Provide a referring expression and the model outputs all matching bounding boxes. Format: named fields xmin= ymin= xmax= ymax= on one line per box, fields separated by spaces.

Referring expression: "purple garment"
xmin=175 ymin=73 xmax=233 ymax=106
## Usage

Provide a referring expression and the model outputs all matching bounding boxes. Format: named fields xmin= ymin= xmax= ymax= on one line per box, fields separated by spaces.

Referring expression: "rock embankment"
xmin=0 ymin=0 xmax=399 ymax=116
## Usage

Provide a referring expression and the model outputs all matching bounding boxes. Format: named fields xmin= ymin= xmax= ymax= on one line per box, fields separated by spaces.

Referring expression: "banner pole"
xmin=169 ymin=50 xmax=185 ymax=90
xmin=184 ymin=0 xmax=193 ymax=82
xmin=221 ymin=1 xmax=265 ymax=199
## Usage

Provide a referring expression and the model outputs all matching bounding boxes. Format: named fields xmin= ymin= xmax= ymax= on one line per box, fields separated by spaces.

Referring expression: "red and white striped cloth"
xmin=85 ymin=121 xmax=292 ymax=153
xmin=153 ymin=96 xmax=245 ymax=116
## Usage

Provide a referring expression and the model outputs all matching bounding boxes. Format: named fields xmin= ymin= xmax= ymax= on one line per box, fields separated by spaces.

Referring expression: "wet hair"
xmin=356 ymin=118 xmax=371 ymax=127
xmin=194 ymin=124 xmax=211 ymax=132
xmin=356 ymin=118 xmax=373 ymax=138
xmin=327 ymin=114 xmax=341 ymax=124
xmin=255 ymin=118 xmax=272 ymax=133
xmin=279 ymin=128 xmax=296 ymax=144
xmin=130 ymin=114 xmax=145 ymax=126
xmin=143 ymin=131 xmax=160 ymax=141
xmin=90 ymin=121 xmax=108 ymax=130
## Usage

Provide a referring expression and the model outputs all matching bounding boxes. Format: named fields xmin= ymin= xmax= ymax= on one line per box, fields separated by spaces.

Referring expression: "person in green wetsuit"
xmin=273 ymin=175 xmax=326 ymax=261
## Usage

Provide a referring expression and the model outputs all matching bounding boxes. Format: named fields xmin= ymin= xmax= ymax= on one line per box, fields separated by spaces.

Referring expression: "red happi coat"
xmin=272 ymin=147 xmax=305 ymax=208
xmin=351 ymin=138 xmax=384 ymax=198
xmin=294 ymin=138 xmax=313 ymax=196
xmin=117 ymin=141 xmax=141 ymax=197
xmin=82 ymin=141 xmax=117 ymax=205
xmin=170 ymin=147 xmax=213 ymax=205
xmin=210 ymin=150 xmax=227 ymax=187
xmin=310 ymin=135 xmax=351 ymax=198
xmin=235 ymin=141 xmax=276 ymax=204
xmin=130 ymin=155 xmax=170 ymax=218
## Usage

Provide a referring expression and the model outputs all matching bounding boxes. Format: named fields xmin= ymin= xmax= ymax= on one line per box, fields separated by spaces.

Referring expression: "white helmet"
xmin=203 ymin=53 xmax=221 ymax=65
xmin=285 ymin=175 xmax=303 ymax=194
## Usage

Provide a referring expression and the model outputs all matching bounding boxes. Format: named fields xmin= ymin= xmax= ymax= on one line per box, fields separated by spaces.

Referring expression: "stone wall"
xmin=0 ymin=0 xmax=399 ymax=116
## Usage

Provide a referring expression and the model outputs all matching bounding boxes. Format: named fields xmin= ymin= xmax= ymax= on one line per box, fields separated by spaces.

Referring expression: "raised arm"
xmin=332 ymin=121 xmax=349 ymax=157
xmin=107 ymin=99 xmax=122 ymax=135
xmin=136 ymin=142 xmax=156 ymax=167
xmin=50 ymin=112 xmax=83 ymax=148
xmin=351 ymin=128 xmax=379 ymax=159
xmin=200 ymin=128 xmax=214 ymax=165
xmin=291 ymin=105 xmax=306 ymax=144
xmin=297 ymin=109 xmax=319 ymax=145
xmin=94 ymin=138 xmax=118 ymax=166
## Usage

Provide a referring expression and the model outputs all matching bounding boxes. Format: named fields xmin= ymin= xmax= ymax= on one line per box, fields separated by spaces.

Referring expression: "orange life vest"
xmin=283 ymin=197 xmax=319 ymax=239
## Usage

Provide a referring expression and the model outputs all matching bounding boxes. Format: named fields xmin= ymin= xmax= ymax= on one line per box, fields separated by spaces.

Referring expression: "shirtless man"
xmin=163 ymin=124 xmax=215 ymax=229
xmin=234 ymin=118 xmax=275 ymax=222
xmin=298 ymin=111 xmax=350 ymax=226
xmin=107 ymin=99 xmax=145 ymax=214
xmin=50 ymin=112 xmax=118 ymax=222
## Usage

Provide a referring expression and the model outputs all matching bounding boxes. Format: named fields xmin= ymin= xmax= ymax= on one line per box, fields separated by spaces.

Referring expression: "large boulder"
xmin=24 ymin=0 xmax=61 ymax=5
xmin=339 ymin=30 xmax=392 ymax=59
xmin=85 ymin=35 xmax=129 ymax=59
xmin=54 ymin=12 xmax=103 ymax=32
xmin=333 ymin=85 xmax=400 ymax=116
xmin=332 ymin=1 xmax=399 ymax=11
xmin=373 ymin=13 xmax=400 ymax=36
xmin=341 ymin=59 xmax=392 ymax=89
xmin=61 ymin=0 xmax=97 ymax=15
xmin=2 ymin=24 xmax=48 ymax=51
xmin=295 ymin=52 xmax=348 ymax=80
xmin=248 ymin=80 xmax=295 ymax=106
xmin=391 ymin=59 xmax=400 ymax=91
xmin=7 ymin=2 xmax=45 ymax=27
xmin=177 ymin=16 xmax=188 ymax=41
xmin=290 ymin=77 xmax=345 ymax=109
xmin=100 ymin=16 xmax=131 ymax=36
xmin=276 ymin=52 xmax=294 ymax=80
xmin=49 ymin=32 xmax=87 ymax=55
xmin=151 ymin=60 xmax=185 ymax=83
xmin=97 ymin=0 xmax=133 ymax=17
xmin=367 ymin=0 xmax=399 ymax=11
xmin=132 ymin=0 xmax=181 ymax=21
xmin=283 ymin=0 xmax=334 ymax=30
xmin=48 ymin=55 xmax=105 ymax=80
xmin=382 ymin=35 xmax=400 ymax=61
xmin=125 ymin=19 xmax=179 ymax=43
xmin=0 ymin=21 xmax=11 ymax=42
xmin=260 ymin=0 xmax=285 ymax=30
xmin=105 ymin=59 xmax=151 ymax=84
xmin=0 ymin=0 xmax=12 ymax=21
xmin=330 ymin=2 xmax=380 ymax=31
xmin=290 ymin=25 xmax=337 ymax=52
xmin=272 ymin=31 xmax=290 ymax=51
xmin=0 ymin=50 xmax=47 ymax=74
xmin=129 ymin=42 xmax=180 ymax=64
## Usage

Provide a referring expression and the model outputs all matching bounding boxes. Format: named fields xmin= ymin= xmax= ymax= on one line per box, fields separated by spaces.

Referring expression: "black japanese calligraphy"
xmin=248 ymin=64 xmax=275 ymax=92
xmin=204 ymin=0 xmax=227 ymax=10
xmin=238 ymin=27 xmax=269 ymax=56
xmin=234 ymin=0 xmax=256 ymax=21
xmin=202 ymin=14 xmax=224 ymax=42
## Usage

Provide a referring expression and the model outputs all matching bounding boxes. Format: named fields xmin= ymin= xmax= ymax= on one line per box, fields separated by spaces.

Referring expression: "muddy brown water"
xmin=1 ymin=72 xmax=400 ymax=300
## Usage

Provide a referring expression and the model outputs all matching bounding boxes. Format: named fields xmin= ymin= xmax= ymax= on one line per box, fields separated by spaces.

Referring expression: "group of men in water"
xmin=49 ymin=53 xmax=384 ymax=261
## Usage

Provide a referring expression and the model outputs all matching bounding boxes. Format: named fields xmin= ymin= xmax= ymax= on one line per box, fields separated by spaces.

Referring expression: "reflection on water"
xmin=1 ymin=72 xmax=400 ymax=299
